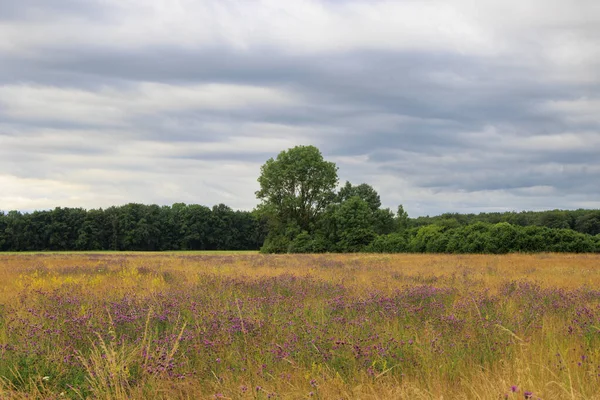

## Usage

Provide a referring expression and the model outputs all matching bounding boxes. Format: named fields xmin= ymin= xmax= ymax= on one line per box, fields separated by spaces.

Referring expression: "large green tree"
xmin=256 ymin=145 xmax=338 ymax=232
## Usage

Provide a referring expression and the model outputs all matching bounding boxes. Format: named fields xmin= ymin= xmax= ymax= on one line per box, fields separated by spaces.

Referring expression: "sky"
xmin=1 ymin=0 xmax=599 ymax=216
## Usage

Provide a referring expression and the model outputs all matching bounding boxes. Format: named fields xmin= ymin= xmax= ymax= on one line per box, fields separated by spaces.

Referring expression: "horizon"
xmin=1 ymin=201 xmax=597 ymax=220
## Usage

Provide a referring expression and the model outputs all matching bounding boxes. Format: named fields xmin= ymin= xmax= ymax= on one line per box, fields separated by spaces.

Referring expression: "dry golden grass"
xmin=0 ymin=252 xmax=599 ymax=399
xmin=3 ymin=252 xmax=599 ymax=291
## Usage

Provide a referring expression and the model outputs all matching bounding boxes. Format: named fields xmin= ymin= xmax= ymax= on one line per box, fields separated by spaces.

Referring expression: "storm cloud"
xmin=1 ymin=0 xmax=599 ymax=215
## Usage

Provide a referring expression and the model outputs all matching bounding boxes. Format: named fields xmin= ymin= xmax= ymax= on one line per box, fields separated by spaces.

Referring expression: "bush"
xmin=545 ymin=229 xmax=597 ymax=253
xmin=288 ymin=231 xmax=313 ymax=253
xmin=364 ymin=233 xmax=408 ymax=253
xmin=338 ymin=228 xmax=376 ymax=253
xmin=487 ymin=222 xmax=520 ymax=254
xmin=310 ymin=234 xmax=335 ymax=253
xmin=515 ymin=226 xmax=548 ymax=252
xmin=409 ymin=225 xmax=446 ymax=253
xmin=260 ymin=234 xmax=291 ymax=254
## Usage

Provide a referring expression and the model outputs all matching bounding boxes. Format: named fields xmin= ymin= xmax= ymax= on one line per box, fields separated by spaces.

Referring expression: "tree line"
xmin=0 ymin=203 xmax=265 ymax=251
xmin=1 ymin=145 xmax=599 ymax=253
xmin=412 ymin=209 xmax=600 ymax=235
xmin=255 ymin=146 xmax=600 ymax=254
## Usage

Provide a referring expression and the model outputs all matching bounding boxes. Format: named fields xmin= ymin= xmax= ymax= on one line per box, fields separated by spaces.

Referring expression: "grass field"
xmin=1 ymin=253 xmax=599 ymax=399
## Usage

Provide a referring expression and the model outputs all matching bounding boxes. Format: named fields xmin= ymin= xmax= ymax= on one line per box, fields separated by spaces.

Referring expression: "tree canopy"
xmin=0 ymin=204 xmax=264 ymax=252
xmin=256 ymin=145 xmax=338 ymax=232
xmin=338 ymin=182 xmax=381 ymax=211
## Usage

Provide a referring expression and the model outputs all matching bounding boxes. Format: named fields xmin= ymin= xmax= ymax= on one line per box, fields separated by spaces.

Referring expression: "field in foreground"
xmin=1 ymin=253 xmax=600 ymax=399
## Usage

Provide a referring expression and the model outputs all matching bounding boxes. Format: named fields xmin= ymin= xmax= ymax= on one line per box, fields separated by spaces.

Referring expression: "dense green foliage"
xmin=256 ymin=145 xmax=338 ymax=233
xmin=1 ymin=145 xmax=599 ymax=253
xmin=369 ymin=223 xmax=599 ymax=254
xmin=1 ymin=203 xmax=599 ymax=254
xmin=256 ymin=146 xmax=599 ymax=254
xmin=0 ymin=203 xmax=264 ymax=251
xmin=413 ymin=209 xmax=600 ymax=235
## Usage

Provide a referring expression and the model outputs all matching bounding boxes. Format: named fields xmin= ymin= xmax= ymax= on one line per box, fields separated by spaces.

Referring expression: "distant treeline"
xmin=0 ymin=203 xmax=265 ymax=252
xmin=368 ymin=222 xmax=600 ymax=254
xmin=412 ymin=209 xmax=600 ymax=235
xmin=266 ymin=208 xmax=600 ymax=255
xmin=1 ymin=204 xmax=599 ymax=253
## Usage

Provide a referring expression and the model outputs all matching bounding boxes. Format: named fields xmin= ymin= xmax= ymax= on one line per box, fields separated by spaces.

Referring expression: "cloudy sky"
xmin=1 ymin=0 xmax=599 ymax=216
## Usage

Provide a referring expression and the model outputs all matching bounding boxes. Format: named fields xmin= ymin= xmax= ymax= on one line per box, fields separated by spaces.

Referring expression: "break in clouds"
xmin=1 ymin=0 xmax=599 ymax=216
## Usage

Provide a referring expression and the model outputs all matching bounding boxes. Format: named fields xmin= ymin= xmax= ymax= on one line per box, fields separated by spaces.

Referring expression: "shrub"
xmin=288 ymin=232 xmax=313 ymax=253
xmin=260 ymin=234 xmax=291 ymax=254
xmin=364 ymin=233 xmax=408 ymax=253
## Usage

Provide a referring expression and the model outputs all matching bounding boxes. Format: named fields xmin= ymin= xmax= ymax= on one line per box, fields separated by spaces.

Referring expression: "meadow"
xmin=0 ymin=253 xmax=599 ymax=399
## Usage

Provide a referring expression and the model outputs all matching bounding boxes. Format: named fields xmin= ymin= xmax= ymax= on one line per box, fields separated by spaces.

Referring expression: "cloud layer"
xmin=1 ymin=0 xmax=599 ymax=215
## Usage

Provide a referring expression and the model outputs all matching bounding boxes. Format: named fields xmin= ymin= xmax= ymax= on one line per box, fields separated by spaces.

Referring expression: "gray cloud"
xmin=1 ymin=0 xmax=599 ymax=215
xmin=0 ymin=0 xmax=110 ymax=21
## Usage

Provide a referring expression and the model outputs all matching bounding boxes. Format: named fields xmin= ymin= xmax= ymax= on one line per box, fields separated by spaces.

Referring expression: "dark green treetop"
xmin=338 ymin=181 xmax=382 ymax=211
xmin=256 ymin=145 xmax=338 ymax=232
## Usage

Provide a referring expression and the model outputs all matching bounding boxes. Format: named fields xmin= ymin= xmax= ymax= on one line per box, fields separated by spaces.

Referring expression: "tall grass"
xmin=0 ymin=253 xmax=599 ymax=399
